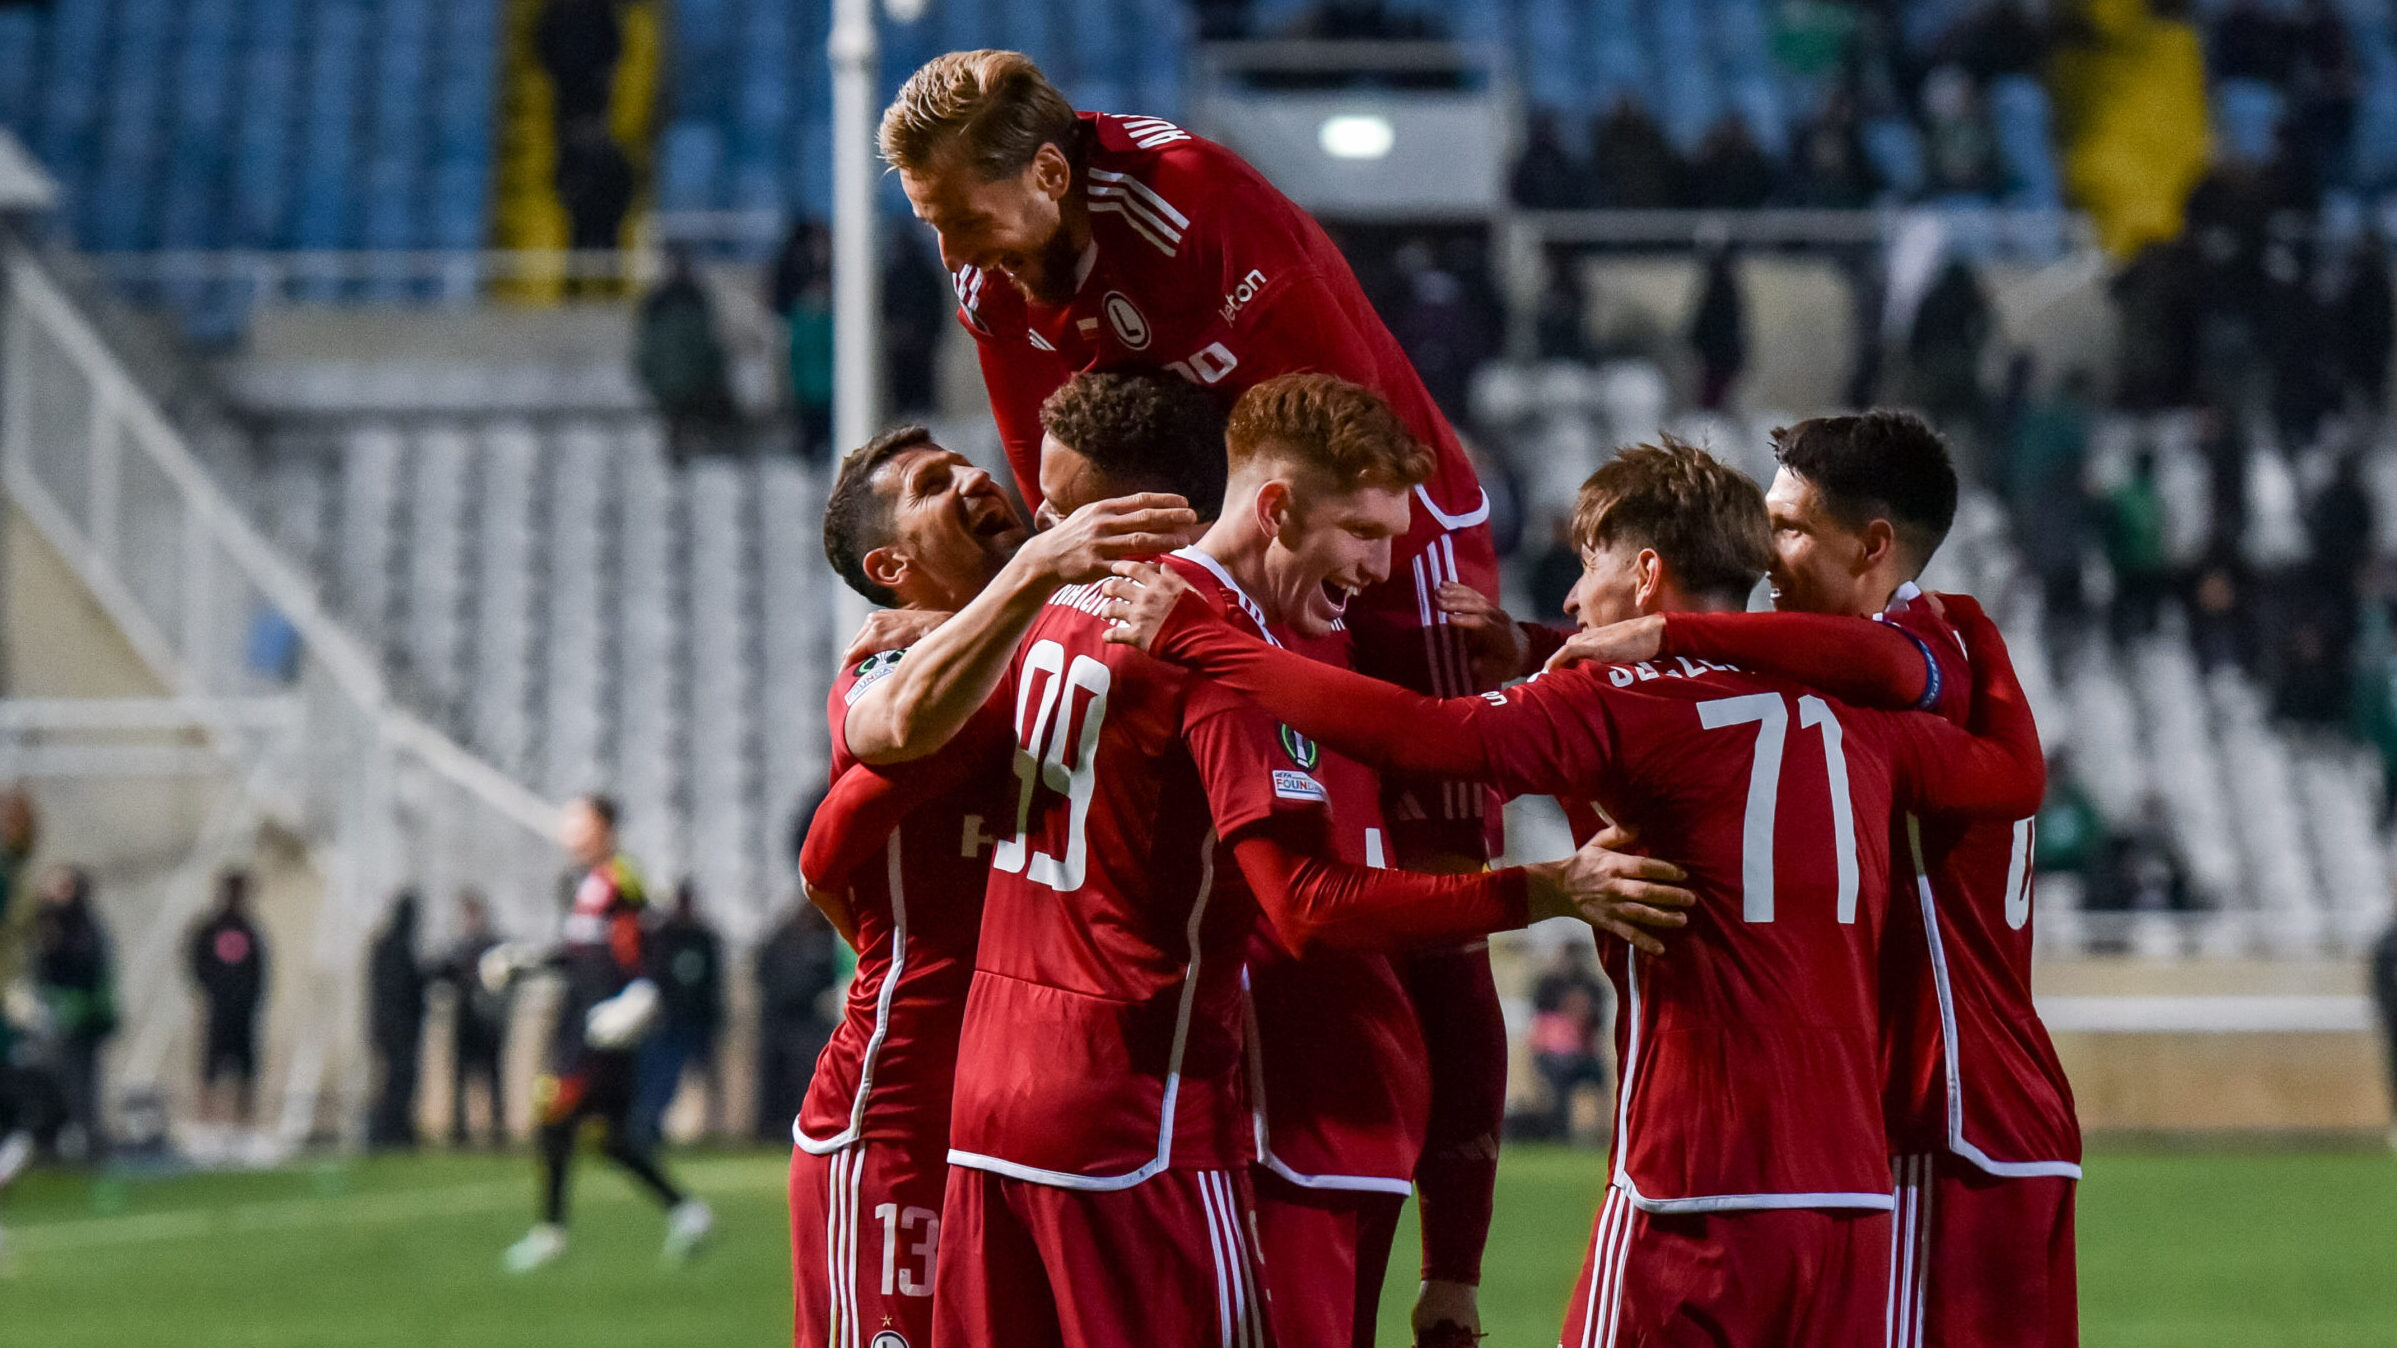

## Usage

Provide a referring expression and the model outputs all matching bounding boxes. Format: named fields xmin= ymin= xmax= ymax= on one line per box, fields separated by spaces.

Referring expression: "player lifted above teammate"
xmin=1104 ymin=437 xmax=2048 ymax=1347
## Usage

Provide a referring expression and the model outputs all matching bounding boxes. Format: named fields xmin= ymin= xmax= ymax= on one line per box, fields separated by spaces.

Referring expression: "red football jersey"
xmin=1877 ymin=587 xmax=2082 ymax=1174
xmin=794 ymin=651 xmax=997 ymax=1155
xmin=1413 ymin=659 xmax=2010 ymax=1211
xmin=954 ymin=111 xmax=1485 ymax=536
xmin=1170 ymin=548 xmax=1433 ymax=1193
xmin=944 ymin=554 xmax=1333 ymax=1188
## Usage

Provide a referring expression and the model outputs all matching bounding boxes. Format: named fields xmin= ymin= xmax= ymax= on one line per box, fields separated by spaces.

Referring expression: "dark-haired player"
xmin=1103 ymin=438 xmax=2048 ymax=1348
xmin=791 ymin=392 xmax=1204 ymax=1348
xmin=1549 ymin=411 xmax=2080 ymax=1348
xmin=810 ymin=375 xmax=1682 ymax=1348
xmin=500 ymin=795 xmax=710 ymax=1271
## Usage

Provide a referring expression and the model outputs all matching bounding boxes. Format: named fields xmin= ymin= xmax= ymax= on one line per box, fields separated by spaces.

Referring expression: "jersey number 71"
xmin=1698 ymin=692 xmax=1860 ymax=924
xmin=995 ymin=638 xmax=1111 ymax=893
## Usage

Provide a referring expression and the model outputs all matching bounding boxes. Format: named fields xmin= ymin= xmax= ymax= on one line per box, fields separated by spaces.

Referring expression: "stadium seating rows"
xmin=251 ymin=417 xmax=830 ymax=925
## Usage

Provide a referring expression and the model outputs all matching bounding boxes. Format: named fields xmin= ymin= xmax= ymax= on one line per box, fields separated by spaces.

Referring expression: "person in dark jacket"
xmin=366 ymin=893 xmax=428 ymax=1149
xmin=1688 ymin=247 xmax=1749 ymax=410
xmin=556 ymin=114 xmax=636 ymax=265
xmin=633 ymin=880 xmax=724 ymax=1147
xmin=535 ymin=0 xmax=622 ymax=130
xmin=31 ymin=866 xmax=114 ymax=1161
xmin=436 ymin=890 xmax=510 ymax=1146
xmin=752 ymin=898 xmax=839 ymax=1141
xmin=638 ymin=246 xmax=740 ymax=464
xmin=189 ymin=872 xmax=267 ymax=1126
xmin=2340 ymin=233 xmax=2394 ymax=416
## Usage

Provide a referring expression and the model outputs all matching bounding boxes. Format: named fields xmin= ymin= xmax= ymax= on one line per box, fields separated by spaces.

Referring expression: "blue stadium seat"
xmin=2214 ymin=77 xmax=2286 ymax=166
xmin=657 ymin=120 xmax=724 ymax=213
xmin=0 ymin=8 xmax=47 ymax=135
xmin=1863 ymin=116 xmax=1927 ymax=201
xmin=1647 ymin=0 xmax=1720 ymax=151
xmin=1988 ymin=74 xmax=2062 ymax=209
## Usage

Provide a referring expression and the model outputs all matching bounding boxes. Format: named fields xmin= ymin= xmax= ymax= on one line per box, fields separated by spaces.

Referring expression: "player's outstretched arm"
xmin=801 ymin=715 xmax=1010 ymax=949
xmin=1231 ymin=819 xmax=1692 ymax=960
xmin=843 ymin=493 xmax=1198 ymax=763
xmin=1888 ymin=594 xmax=2045 ymax=818
xmin=1548 ymin=609 xmax=1943 ymax=712
xmin=1101 ymin=563 xmax=1591 ymax=798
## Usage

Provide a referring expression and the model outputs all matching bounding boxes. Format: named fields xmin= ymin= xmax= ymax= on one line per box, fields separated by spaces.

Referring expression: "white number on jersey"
xmin=1697 ymin=692 xmax=1860 ymax=924
xmin=874 ymin=1202 xmax=939 ymax=1297
xmin=993 ymin=638 xmax=1112 ymax=892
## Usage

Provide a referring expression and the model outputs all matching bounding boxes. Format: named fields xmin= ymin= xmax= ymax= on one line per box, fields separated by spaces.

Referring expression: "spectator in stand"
xmin=31 ymin=866 xmax=114 ymax=1162
xmin=189 ymin=872 xmax=268 ymax=1128
xmin=555 ymin=115 xmax=635 ymax=276
xmin=1784 ymin=91 xmax=1882 ymax=208
xmin=2308 ymin=452 xmax=2376 ymax=601
xmin=2112 ymin=239 xmax=2204 ymax=411
xmin=768 ymin=222 xmax=835 ymax=461
xmin=2274 ymin=601 xmax=2357 ymax=729
xmin=2105 ymin=449 xmax=2173 ymax=642
xmin=1532 ymin=249 xmax=1591 ymax=363
xmin=2007 ymin=365 xmax=2094 ymax=521
xmin=637 ymin=246 xmax=739 ymax=465
xmin=752 ymin=898 xmax=839 ymax=1142
xmin=634 ymin=881 xmax=724 ymax=1147
xmin=883 ymin=230 xmax=948 ymax=419
xmin=1687 ymin=247 xmax=1748 ymax=410
xmin=2262 ymin=237 xmax=2337 ymax=446
xmin=2033 ymin=751 xmax=2107 ymax=883
xmin=2290 ymin=0 xmax=2359 ymax=193
xmin=436 ymin=890 xmax=510 ymax=1147
xmin=2338 ymin=232 xmax=2394 ymax=416
xmin=1513 ymin=109 xmax=1590 ymax=210
xmin=2198 ymin=403 xmax=2253 ymax=554
xmin=1690 ymin=116 xmax=1777 ymax=209
xmin=366 ymin=893 xmax=428 ymax=1150
xmin=535 ymin=0 xmax=622 ymax=131
xmin=1527 ymin=943 xmax=1610 ymax=1144
xmin=1908 ymin=255 xmax=1997 ymax=438
xmin=1389 ymin=241 xmax=1496 ymax=423
xmin=2189 ymin=542 xmax=2257 ymax=675
xmin=1921 ymin=65 xmax=2002 ymax=198
xmin=2093 ymin=794 xmax=2192 ymax=915
xmin=1591 ymin=95 xmax=1686 ymax=209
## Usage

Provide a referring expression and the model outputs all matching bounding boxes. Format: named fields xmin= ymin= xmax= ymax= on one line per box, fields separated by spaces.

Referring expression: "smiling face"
xmin=901 ymin=145 xmax=1080 ymax=304
xmin=871 ymin=446 xmax=1029 ymax=609
xmin=1260 ymin=476 xmax=1412 ymax=640
xmin=1562 ymin=540 xmax=1649 ymax=630
xmin=1763 ymin=467 xmax=1871 ymax=616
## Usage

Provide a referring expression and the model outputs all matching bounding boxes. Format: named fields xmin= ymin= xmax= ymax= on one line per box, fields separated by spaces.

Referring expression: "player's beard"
xmin=1008 ymin=224 xmax=1085 ymax=306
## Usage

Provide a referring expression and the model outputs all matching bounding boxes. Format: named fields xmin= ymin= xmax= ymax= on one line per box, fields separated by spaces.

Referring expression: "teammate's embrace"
xmin=1105 ymin=439 xmax=2048 ymax=1347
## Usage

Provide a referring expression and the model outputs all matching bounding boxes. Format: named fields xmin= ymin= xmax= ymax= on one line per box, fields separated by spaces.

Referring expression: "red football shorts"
xmin=789 ymin=1138 xmax=948 ymax=1348
xmin=932 ymin=1164 xmax=1273 ymax=1348
xmin=1250 ymin=1169 xmax=1405 ymax=1348
xmin=1560 ymin=1186 xmax=1892 ymax=1348
xmin=1347 ymin=509 xmax=1503 ymax=866
xmin=1888 ymin=1152 xmax=2078 ymax=1348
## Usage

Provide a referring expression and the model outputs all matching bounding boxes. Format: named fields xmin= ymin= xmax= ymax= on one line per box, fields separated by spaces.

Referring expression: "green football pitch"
xmin=1 ymin=1144 xmax=2390 ymax=1346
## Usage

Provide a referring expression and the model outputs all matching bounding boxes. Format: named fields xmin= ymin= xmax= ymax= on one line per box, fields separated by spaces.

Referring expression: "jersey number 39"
xmin=996 ymin=638 xmax=1112 ymax=893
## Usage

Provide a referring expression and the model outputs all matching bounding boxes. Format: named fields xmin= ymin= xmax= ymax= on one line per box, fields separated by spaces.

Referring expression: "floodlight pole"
xmin=829 ymin=0 xmax=880 ymax=641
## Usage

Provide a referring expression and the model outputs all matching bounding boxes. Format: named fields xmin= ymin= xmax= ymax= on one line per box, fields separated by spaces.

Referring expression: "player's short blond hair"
xmin=879 ymin=50 xmax=1080 ymax=179
xmin=1570 ymin=437 xmax=1771 ymax=604
xmin=1224 ymin=374 xmax=1434 ymax=499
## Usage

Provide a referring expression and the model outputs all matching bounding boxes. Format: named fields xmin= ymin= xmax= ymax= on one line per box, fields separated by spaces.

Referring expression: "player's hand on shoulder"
xmin=841 ymin=607 xmax=948 ymax=669
xmin=1021 ymin=493 xmax=1199 ymax=585
xmin=1435 ymin=583 xmax=1531 ymax=686
xmin=1097 ymin=560 xmax=1189 ymax=649
xmin=1544 ymin=613 xmax=1667 ymax=673
xmin=1526 ymin=824 xmax=1694 ymax=955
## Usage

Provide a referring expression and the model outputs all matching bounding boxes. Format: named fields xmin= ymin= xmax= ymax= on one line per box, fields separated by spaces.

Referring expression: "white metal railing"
xmin=0 ymin=238 xmax=565 ymax=1147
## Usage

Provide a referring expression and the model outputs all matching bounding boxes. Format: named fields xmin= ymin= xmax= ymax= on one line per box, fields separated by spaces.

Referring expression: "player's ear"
xmin=1859 ymin=517 xmax=1898 ymax=572
xmin=1031 ymin=142 xmax=1072 ymax=204
xmin=1255 ymin=479 xmax=1295 ymax=541
xmin=1634 ymin=548 xmax=1666 ymax=610
xmin=861 ymin=544 xmax=909 ymax=594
